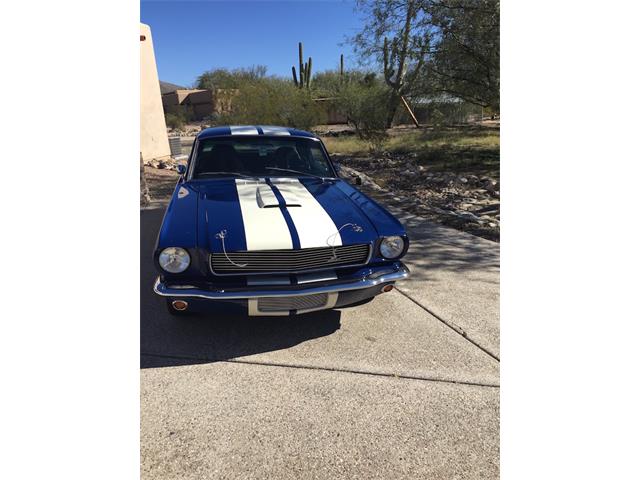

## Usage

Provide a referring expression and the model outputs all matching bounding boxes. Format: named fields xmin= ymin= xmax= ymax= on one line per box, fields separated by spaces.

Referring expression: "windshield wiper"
xmin=265 ymin=167 xmax=331 ymax=181
xmin=197 ymin=171 xmax=258 ymax=179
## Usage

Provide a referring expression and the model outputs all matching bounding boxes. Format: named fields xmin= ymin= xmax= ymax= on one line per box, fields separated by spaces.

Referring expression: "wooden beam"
xmin=400 ymin=96 xmax=420 ymax=128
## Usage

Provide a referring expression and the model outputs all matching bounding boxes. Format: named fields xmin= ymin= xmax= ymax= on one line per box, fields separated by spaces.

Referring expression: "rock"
xmin=476 ymin=204 xmax=500 ymax=214
xmin=482 ymin=179 xmax=497 ymax=192
xmin=453 ymin=211 xmax=482 ymax=223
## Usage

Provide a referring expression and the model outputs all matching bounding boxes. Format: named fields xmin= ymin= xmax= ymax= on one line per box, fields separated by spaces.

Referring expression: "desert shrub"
xmin=197 ymin=65 xmax=268 ymax=90
xmin=431 ymin=108 xmax=445 ymax=131
xmin=338 ymin=82 xmax=390 ymax=151
xmin=165 ymin=112 xmax=185 ymax=130
xmin=221 ymin=78 xmax=326 ymax=130
xmin=313 ymin=69 xmax=379 ymax=98
xmin=312 ymin=70 xmax=344 ymax=98
xmin=164 ymin=104 xmax=195 ymax=131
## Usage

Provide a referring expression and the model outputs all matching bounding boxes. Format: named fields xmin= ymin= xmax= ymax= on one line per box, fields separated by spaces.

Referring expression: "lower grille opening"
xmin=257 ymin=293 xmax=329 ymax=312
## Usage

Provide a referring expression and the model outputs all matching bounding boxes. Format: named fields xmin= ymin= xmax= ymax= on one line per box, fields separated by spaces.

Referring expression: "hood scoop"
xmin=256 ymin=184 xmax=300 ymax=208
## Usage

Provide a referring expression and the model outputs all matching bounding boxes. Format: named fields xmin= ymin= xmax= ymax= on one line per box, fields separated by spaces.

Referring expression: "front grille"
xmin=210 ymin=244 xmax=370 ymax=274
xmin=257 ymin=293 xmax=329 ymax=312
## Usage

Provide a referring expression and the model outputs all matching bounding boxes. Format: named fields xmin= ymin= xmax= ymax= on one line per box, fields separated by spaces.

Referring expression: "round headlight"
xmin=159 ymin=247 xmax=190 ymax=273
xmin=380 ymin=236 xmax=405 ymax=259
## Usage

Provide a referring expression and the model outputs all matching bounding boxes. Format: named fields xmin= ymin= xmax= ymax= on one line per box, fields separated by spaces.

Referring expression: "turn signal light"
xmin=172 ymin=300 xmax=188 ymax=311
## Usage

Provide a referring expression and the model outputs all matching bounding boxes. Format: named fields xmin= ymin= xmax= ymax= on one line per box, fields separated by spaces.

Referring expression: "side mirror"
xmin=176 ymin=164 xmax=186 ymax=175
xmin=333 ymin=162 xmax=342 ymax=176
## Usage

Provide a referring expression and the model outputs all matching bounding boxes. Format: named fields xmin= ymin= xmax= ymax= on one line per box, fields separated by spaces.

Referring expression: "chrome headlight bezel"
xmin=159 ymin=247 xmax=191 ymax=273
xmin=379 ymin=236 xmax=405 ymax=259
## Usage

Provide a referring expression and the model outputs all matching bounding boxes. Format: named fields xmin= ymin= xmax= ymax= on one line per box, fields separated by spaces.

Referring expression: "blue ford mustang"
xmin=153 ymin=125 xmax=410 ymax=316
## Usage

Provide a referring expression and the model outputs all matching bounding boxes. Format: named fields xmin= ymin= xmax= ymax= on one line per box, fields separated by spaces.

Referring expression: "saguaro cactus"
xmin=291 ymin=42 xmax=312 ymax=89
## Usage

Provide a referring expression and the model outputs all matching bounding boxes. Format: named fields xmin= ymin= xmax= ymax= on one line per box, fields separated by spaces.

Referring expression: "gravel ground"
xmin=335 ymin=154 xmax=499 ymax=242
xmin=143 ymin=166 xmax=178 ymax=203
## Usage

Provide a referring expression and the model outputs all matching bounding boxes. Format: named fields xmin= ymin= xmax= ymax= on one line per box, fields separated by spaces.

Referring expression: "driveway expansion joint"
xmin=141 ymin=353 xmax=500 ymax=388
xmin=394 ymin=287 xmax=501 ymax=362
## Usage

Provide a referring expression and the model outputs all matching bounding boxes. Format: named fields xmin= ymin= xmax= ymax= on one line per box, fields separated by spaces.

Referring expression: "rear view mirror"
xmin=176 ymin=164 xmax=186 ymax=175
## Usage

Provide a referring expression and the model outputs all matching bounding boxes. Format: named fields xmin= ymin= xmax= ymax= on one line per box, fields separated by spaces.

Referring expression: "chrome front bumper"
xmin=153 ymin=263 xmax=410 ymax=300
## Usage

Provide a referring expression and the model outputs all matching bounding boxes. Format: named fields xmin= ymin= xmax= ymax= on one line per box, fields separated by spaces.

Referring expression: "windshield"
xmin=190 ymin=136 xmax=335 ymax=179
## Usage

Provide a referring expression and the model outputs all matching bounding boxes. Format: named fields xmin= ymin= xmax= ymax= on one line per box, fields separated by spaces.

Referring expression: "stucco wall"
xmin=162 ymin=89 xmax=215 ymax=119
xmin=140 ymin=23 xmax=170 ymax=161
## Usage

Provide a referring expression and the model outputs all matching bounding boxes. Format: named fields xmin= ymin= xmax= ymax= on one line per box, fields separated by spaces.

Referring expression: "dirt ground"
xmin=143 ymin=166 xmax=178 ymax=203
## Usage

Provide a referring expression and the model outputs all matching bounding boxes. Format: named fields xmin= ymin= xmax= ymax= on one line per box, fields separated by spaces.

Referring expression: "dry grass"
xmin=323 ymin=126 xmax=499 ymax=156
xmin=322 ymin=125 xmax=499 ymax=176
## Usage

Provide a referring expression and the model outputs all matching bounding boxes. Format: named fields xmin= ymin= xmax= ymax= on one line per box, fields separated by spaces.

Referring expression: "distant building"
xmin=140 ymin=23 xmax=170 ymax=162
xmin=160 ymin=81 xmax=186 ymax=95
xmin=162 ymin=88 xmax=238 ymax=120
xmin=162 ymin=89 xmax=214 ymax=119
xmin=313 ymin=98 xmax=348 ymax=125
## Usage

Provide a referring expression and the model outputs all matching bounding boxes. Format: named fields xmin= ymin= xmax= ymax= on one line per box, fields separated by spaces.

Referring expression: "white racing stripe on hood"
xmin=230 ymin=126 xmax=259 ymax=135
xmin=272 ymin=179 xmax=342 ymax=248
xmin=235 ymin=179 xmax=293 ymax=250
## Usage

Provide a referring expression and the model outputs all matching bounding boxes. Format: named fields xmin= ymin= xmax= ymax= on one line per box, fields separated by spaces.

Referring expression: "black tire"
xmin=165 ymin=298 xmax=191 ymax=316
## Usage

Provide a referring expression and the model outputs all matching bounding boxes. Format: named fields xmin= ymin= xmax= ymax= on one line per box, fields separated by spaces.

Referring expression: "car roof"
xmin=196 ymin=125 xmax=318 ymax=140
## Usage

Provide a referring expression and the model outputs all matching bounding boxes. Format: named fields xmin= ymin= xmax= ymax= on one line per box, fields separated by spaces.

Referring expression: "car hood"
xmin=190 ymin=178 xmax=384 ymax=253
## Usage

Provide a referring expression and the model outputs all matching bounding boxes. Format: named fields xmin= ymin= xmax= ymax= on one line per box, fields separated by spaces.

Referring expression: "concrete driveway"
xmin=141 ymin=197 xmax=500 ymax=479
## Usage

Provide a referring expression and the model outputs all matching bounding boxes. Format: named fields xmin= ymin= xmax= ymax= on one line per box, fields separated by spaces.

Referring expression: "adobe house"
xmin=140 ymin=23 xmax=170 ymax=162
xmin=162 ymin=88 xmax=237 ymax=120
xmin=162 ymin=89 xmax=214 ymax=119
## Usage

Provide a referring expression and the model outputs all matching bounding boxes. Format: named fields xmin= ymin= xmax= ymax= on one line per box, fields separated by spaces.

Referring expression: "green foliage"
xmin=351 ymin=0 xmax=499 ymax=116
xmin=165 ymin=113 xmax=184 ymax=130
xmin=430 ymin=108 xmax=444 ymax=131
xmin=428 ymin=0 xmax=499 ymax=110
xmin=197 ymin=65 xmax=268 ymax=90
xmin=353 ymin=0 xmax=429 ymax=127
xmin=164 ymin=104 xmax=195 ymax=131
xmin=220 ymin=78 xmax=326 ymax=130
xmin=313 ymin=69 xmax=379 ymax=98
xmin=338 ymin=81 xmax=390 ymax=151
xmin=312 ymin=70 xmax=343 ymax=97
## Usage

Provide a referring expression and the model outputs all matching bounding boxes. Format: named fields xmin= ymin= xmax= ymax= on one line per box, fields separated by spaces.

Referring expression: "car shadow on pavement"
xmin=141 ymin=208 xmax=342 ymax=369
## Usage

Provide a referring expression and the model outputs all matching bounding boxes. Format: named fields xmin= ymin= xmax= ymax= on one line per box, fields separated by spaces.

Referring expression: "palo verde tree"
xmin=426 ymin=0 xmax=500 ymax=111
xmin=351 ymin=0 xmax=500 ymax=124
xmin=351 ymin=0 xmax=432 ymax=127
